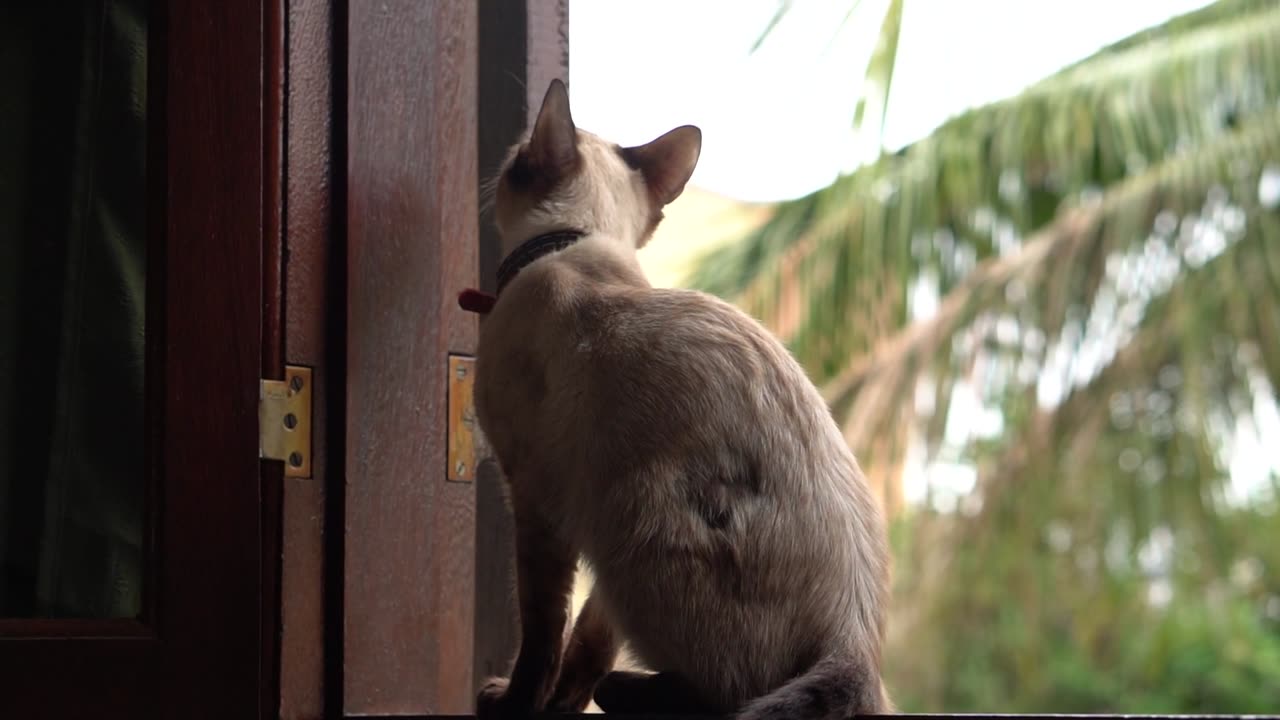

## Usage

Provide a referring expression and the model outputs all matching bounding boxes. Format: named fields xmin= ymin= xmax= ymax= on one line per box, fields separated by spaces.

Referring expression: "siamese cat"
xmin=473 ymin=79 xmax=893 ymax=719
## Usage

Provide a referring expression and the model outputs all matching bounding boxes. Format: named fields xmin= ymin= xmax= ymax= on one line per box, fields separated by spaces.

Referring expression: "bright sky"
xmin=570 ymin=0 xmax=1215 ymax=203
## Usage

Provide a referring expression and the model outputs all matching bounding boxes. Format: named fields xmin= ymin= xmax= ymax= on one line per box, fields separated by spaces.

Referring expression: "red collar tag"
xmin=458 ymin=288 xmax=497 ymax=314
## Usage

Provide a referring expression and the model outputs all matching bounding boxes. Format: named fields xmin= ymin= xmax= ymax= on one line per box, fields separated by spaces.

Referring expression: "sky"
xmin=570 ymin=0 xmax=1216 ymax=203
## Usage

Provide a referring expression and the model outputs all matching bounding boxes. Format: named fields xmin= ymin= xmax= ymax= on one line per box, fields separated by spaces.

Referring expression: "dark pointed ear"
xmin=621 ymin=125 xmax=702 ymax=206
xmin=528 ymin=79 xmax=578 ymax=173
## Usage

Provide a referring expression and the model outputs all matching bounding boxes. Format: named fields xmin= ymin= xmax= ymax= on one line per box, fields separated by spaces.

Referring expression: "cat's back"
xmin=576 ymin=283 xmax=836 ymax=456
xmin=567 ymin=279 xmax=875 ymax=572
xmin=567 ymin=283 xmax=887 ymax=708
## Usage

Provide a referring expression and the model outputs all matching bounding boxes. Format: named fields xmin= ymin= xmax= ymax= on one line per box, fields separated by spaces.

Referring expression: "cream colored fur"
xmin=474 ymin=80 xmax=892 ymax=720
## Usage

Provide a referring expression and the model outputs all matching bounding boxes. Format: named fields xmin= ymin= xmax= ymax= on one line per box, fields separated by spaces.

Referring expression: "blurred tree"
xmin=692 ymin=0 xmax=1280 ymax=712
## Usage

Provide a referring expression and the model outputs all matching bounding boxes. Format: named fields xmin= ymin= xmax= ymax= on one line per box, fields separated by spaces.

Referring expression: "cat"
xmin=472 ymin=79 xmax=893 ymax=720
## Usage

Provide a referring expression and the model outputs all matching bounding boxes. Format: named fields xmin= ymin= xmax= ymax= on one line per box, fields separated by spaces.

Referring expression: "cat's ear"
xmin=622 ymin=125 xmax=702 ymax=206
xmin=528 ymin=79 xmax=579 ymax=174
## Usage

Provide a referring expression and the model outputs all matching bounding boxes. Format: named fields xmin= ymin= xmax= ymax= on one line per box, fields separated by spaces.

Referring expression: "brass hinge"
xmin=447 ymin=354 xmax=480 ymax=483
xmin=260 ymin=365 xmax=313 ymax=478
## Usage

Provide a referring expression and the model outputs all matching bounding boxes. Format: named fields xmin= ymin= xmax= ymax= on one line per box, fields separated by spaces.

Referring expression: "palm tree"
xmin=689 ymin=0 xmax=1280 ymax=712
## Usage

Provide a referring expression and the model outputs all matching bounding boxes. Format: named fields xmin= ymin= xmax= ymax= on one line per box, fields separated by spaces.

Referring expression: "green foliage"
xmin=693 ymin=0 xmax=1280 ymax=712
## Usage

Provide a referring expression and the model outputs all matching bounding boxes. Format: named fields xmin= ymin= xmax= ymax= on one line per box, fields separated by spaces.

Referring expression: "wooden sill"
xmin=345 ymin=707 xmax=1274 ymax=712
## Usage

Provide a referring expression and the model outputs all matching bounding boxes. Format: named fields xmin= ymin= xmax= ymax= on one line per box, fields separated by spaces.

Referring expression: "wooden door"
xmin=0 ymin=0 xmax=278 ymax=717
xmin=275 ymin=1 xmax=487 ymax=715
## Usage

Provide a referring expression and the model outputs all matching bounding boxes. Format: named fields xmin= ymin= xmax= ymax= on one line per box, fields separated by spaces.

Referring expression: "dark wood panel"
xmin=157 ymin=0 xmax=268 ymax=716
xmin=262 ymin=1 xmax=287 ymax=718
xmin=279 ymin=0 xmax=339 ymax=716
xmin=0 ymin=617 xmax=152 ymax=637
xmin=344 ymin=0 xmax=478 ymax=713
xmin=0 ymin=637 xmax=154 ymax=713
xmin=473 ymin=0 xmax=570 ymax=694
xmin=0 ymin=0 xmax=271 ymax=717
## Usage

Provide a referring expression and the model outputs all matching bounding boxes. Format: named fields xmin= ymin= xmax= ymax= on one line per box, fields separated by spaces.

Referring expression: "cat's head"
xmin=492 ymin=79 xmax=701 ymax=256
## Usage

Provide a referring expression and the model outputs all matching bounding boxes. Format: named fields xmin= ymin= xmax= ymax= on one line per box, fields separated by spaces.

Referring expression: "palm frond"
xmin=749 ymin=0 xmax=794 ymax=54
xmin=852 ymin=0 xmax=903 ymax=146
xmin=827 ymin=105 xmax=1280 ymax=413
xmin=689 ymin=0 xmax=1280 ymax=386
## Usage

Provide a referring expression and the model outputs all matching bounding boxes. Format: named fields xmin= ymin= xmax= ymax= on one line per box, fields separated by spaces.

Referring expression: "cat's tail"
xmin=734 ymin=652 xmax=892 ymax=720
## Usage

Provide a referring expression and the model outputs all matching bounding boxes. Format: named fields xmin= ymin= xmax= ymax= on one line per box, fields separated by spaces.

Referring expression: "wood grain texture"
xmin=0 ymin=0 xmax=268 ymax=717
xmin=158 ymin=0 xmax=267 ymax=716
xmin=345 ymin=0 xmax=478 ymax=713
xmin=262 ymin=2 xmax=287 ymax=719
xmin=279 ymin=0 xmax=337 ymax=716
xmin=473 ymin=0 xmax=570 ymax=696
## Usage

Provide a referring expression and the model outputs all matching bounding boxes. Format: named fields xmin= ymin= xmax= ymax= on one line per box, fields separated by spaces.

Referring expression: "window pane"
xmin=0 ymin=0 xmax=147 ymax=619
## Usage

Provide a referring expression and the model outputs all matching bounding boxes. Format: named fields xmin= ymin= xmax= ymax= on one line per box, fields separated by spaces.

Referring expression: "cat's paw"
xmin=545 ymin=661 xmax=604 ymax=713
xmin=545 ymin=685 xmax=594 ymax=714
xmin=476 ymin=677 xmax=524 ymax=720
xmin=594 ymin=670 xmax=714 ymax=715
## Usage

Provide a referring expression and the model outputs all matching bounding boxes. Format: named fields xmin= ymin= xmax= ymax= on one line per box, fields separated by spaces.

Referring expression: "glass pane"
xmin=0 ymin=0 xmax=148 ymax=618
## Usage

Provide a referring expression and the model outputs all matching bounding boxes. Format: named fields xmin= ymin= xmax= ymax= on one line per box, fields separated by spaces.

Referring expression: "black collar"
xmin=495 ymin=228 xmax=585 ymax=295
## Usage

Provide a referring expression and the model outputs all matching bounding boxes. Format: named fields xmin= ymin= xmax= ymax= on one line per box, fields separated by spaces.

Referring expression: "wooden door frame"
xmin=0 ymin=0 xmax=564 ymax=716
xmin=275 ymin=1 xmax=569 ymax=716
xmin=275 ymin=1 xmax=337 ymax=718
xmin=340 ymin=0 xmax=478 ymax=713
xmin=0 ymin=1 xmax=279 ymax=717
xmin=275 ymin=0 xmax=491 ymax=716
